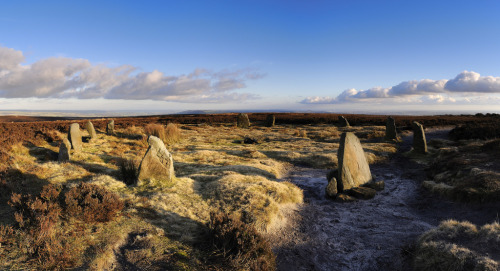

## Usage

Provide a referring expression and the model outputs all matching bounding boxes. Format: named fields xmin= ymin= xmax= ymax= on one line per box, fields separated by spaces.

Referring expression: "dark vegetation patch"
xmin=450 ymin=122 xmax=500 ymax=140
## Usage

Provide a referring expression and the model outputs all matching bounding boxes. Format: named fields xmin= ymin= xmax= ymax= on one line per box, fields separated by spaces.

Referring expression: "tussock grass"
xmin=414 ymin=220 xmax=500 ymax=270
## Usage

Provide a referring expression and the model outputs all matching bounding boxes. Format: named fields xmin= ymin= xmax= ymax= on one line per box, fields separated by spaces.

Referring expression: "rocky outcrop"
xmin=412 ymin=121 xmax=427 ymax=154
xmin=237 ymin=113 xmax=250 ymax=128
xmin=138 ymin=136 xmax=174 ymax=183
xmin=68 ymin=123 xmax=82 ymax=152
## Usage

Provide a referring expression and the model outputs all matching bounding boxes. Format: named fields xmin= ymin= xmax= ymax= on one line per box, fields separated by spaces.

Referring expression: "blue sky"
xmin=1 ymin=0 xmax=500 ymax=113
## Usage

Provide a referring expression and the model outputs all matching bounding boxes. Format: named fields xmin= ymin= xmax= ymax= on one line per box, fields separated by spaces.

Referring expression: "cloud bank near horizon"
xmin=0 ymin=45 xmax=264 ymax=103
xmin=302 ymin=71 xmax=500 ymax=104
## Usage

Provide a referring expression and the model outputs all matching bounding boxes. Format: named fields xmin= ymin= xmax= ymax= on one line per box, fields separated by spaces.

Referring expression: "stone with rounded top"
xmin=106 ymin=120 xmax=115 ymax=135
xmin=265 ymin=114 xmax=275 ymax=127
xmin=138 ymin=136 xmax=175 ymax=183
xmin=237 ymin=113 xmax=250 ymax=128
xmin=68 ymin=123 xmax=82 ymax=152
xmin=412 ymin=121 xmax=427 ymax=154
xmin=337 ymin=132 xmax=372 ymax=191
xmin=58 ymin=138 xmax=71 ymax=162
xmin=385 ymin=116 xmax=398 ymax=141
xmin=85 ymin=121 xmax=97 ymax=141
xmin=338 ymin=116 xmax=350 ymax=127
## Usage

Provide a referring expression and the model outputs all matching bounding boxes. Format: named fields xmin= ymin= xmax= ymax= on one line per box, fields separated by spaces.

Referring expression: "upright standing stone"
xmin=67 ymin=123 xmax=82 ymax=152
xmin=338 ymin=116 xmax=350 ymax=127
xmin=58 ymin=138 xmax=71 ymax=162
xmin=412 ymin=121 xmax=427 ymax=154
xmin=265 ymin=114 xmax=275 ymax=127
xmin=385 ymin=116 xmax=398 ymax=141
xmin=138 ymin=136 xmax=175 ymax=183
xmin=337 ymin=132 xmax=372 ymax=191
xmin=237 ymin=113 xmax=250 ymax=128
xmin=85 ymin=121 xmax=97 ymax=141
xmin=106 ymin=120 xmax=115 ymax=135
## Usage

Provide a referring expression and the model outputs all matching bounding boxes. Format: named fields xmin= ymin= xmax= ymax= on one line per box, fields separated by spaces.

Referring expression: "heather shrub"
xmin=65 ymin=183 xmax=124 ymax=223
xmin=119 ymin=158 xmax=138 ymax=185
xmin=145 ymin=123 xmax=166 ymax=142
xmin=164 ymin=123 xmax=182 ymax=145
xmin=207 ymin=211 xmax=276 ymax=271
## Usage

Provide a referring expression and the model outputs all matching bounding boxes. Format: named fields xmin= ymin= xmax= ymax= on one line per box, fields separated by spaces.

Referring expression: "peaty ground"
xmin=266 ymin=128 xmax=499 ymax=271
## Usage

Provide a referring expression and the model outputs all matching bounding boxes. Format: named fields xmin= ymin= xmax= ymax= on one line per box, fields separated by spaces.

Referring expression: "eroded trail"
xmin=268 ymin=128 xmax=498 ymax=271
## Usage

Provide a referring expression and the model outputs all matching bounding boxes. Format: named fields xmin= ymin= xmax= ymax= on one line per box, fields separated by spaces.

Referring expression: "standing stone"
xmin=338 ymin=116 xmax=350 ymax=127
xmin=58 ymin=138 xmax=71 ymax=162
xmin=106 ymin=120 xmax=115 ymax=135
xmin=385 ymin=116 xmax=398 ymax=141
xmin=67 ymin=123 xmax=82 ymax=152
xmin=265 ymin=114 xmax=275 ymax=127
xmin=337 ymin=132 xmax=372 ymax=191
xmin=412 ymin=121 xmax=427 ymax=154
xmin=237 ymin=113 xmax=250 ymax=128
xmin=85 ymin=121 xmax=97 ymax=141
xmin=325 ymin=177 xmax=338 ymax=198
xmin=138 ymin=136 xmax=175 ymax=183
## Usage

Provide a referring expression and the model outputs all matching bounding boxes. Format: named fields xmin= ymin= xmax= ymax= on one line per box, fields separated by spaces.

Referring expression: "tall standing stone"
xmin=412 ymin=121 xmax=427 ymax=154
xmin=265 ymin=114 xmax=275 ymax=127
xmin=385 ymin=116 xmax=398 ymax=141
xmin=58 ymin=138 xmax=71 ymax=162
xmin=138 ymin=136 xmax=175 ymax=183
xmin=337 ymin=132 xmax=372 ymax=191
xmin=85 ymin=121 xmax=97 ymax=141
xmin=338 ymin=116 xmax=350 ymax=127
xmin=67 ymin=123 xmax=82 ymax=152
xmin=106 ymin=120 xmax=115 ymax=135
xmin=237 ymin=113 xmax=250 ymax=128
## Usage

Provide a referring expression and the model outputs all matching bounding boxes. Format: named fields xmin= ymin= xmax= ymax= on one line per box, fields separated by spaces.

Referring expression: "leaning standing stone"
xmin=338 ymin=116 xmax=350 ymax=127
xmin=85 ymin=121 xmax=97 ymax=141
xmin=237 ymin=113 xmax=250 ymax=128
xmin=337 ymin=132 xmax=372 ymax=191
xmin=58 ymin=138 xmax=71 ymax=162
xmin=265 ymin=114 xmax=275 ymax=127
xmin=138 ymin=136 xmax=175 ymax=183
xmin=106 ymin=120 xmax=115 ymax=135
xmin=412 ymin=121 xmax=427 ymax=154
xmin=68 ymin=123 xmax=82 ymax=152
xmin=385 ymin=116 xmax=398 ymax=141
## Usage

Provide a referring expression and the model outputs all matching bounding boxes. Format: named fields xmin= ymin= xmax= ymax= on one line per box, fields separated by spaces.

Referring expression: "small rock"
xmin=335 ymin=193 xmax=358 ymax=202
xmin=243 ymin=136 xmax=259 ymax=144
xmin=363 ymin=180 xmax=385 ymax=191
xmin=325 ymin=177 xmax=338 ymax=198
xmin=347 ymin=186 xmax=377 ymax=199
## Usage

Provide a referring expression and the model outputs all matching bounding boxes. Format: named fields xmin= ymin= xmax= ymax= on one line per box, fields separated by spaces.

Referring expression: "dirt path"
xmin=268 ymin=128 xmax=499 ymax=271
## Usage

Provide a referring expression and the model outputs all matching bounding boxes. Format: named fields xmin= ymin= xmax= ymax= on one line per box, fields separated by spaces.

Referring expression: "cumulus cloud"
xmin=0 ymin=45 xmax=263 ymax=102
xmin=302 ymin=71 xmax=500 ymax=104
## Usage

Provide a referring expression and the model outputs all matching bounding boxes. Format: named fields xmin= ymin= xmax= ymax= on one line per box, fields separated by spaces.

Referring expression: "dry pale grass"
xmin=414 ymin=219 xmax=500 ymax=270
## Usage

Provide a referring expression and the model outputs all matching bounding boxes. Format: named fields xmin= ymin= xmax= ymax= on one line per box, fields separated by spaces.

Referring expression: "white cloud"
xmin=0 ymin=45 xmax=264 ymax=102
xmin=302 ymin=71 xmax=500 ymax=104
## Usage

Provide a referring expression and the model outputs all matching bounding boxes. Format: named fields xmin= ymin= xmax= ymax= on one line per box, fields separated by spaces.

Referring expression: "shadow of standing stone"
xmin=68 ymin=123 xmax=82 ymax=152
xmin=412 ymin=121 xmax=427 ymax=154
xmin=237 ymin=113 xmax=250 ymax=128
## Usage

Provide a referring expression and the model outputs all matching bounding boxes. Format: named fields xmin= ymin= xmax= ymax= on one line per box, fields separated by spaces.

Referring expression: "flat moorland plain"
xmin=0 ymin=113 xmax=499 ymax=270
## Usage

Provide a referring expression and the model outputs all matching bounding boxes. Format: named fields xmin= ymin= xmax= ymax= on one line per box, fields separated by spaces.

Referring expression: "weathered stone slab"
xmin=106 ymin=120 xmax=115 ymax=135
xmin=347 ymin=186 xmax=376 ymax=199
xmin=58 ymin=138 xmax=71 ymax=162
xmin=265 ymin=114 xmax=275 ymax=127
xmin=138 ymin=136 xmax=174 ymax=183
xmin=337 ymin=132 xmax=372 ymax=191
xmin=68 ymin=123 xmax=82 ymax=152
xmin=325 ymin=177 xmax=338 ymax=198
xmin=412 ymin=121 xmax=427 ymax=154
xmin=385 ymin=116 xmax=398 ymax=141
xmin=338 ymin=116 xmax=350 ymax=127
xmin=237 ymin=113 xmax=250 ymax=128
xmin=85 ymin=121 xmax=97 ymax=141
